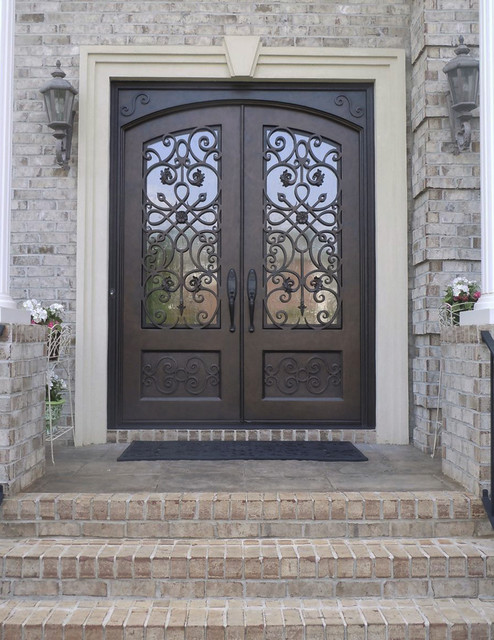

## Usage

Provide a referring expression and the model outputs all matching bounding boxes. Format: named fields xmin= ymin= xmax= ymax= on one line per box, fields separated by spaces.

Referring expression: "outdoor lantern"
xmin=40 ymin=60 xmax=78 ymax=167
xmin=443 ymin=36 xmax=480 ymax=153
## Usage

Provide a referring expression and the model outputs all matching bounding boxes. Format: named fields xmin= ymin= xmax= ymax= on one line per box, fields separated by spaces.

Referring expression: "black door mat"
xmin=117 ymin=440 xmax=368 ymax=462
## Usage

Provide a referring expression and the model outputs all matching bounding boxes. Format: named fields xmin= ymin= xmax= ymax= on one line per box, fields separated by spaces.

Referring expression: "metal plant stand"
xmin=46 ymin=325 xmax=74 ymax=464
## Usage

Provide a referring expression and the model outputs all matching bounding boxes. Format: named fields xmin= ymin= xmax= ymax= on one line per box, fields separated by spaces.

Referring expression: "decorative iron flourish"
xmin=263 ymin=126 xmax=342 ymax=329
xmin=142 ymin=355 xmax=220 ymax=396
xmin=121 ymin=93 xmax=150 ymax=117
xmin=142 ymin=126 xmax=221 ymax=328
xmin=264 ymin=356 xmax=342 ymax=396
xmin=334 ymin=94 xmax=364 ymax=119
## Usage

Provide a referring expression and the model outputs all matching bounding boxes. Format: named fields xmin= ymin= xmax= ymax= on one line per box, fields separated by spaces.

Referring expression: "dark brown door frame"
xmin=108 ymin=82 xmax=375 ymax=430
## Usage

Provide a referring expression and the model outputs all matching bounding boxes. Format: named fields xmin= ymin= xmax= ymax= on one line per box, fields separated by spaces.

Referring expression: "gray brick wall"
xmin=0 ymin=324 xmax=46 ymax=495
xmin=410 ymin=0 xmax=480 ymax=452
xmin=11 ymin=0 xmax=412 ymax=316
xmin=441 ymin=325 xmax=490 ymax=496
xmin=11 ymin=0 xmax=482 ymax=448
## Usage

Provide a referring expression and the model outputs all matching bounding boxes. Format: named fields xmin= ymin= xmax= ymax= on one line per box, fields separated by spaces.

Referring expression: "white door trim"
xmin=75 ymin=37 xmax=409 ymax=445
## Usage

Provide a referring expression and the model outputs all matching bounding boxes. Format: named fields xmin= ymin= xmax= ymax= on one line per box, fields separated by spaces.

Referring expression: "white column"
xmin=461 ymin=0 xmax=494 ymax=325
xmin=0 ymin=0 xmax=30 ymax=323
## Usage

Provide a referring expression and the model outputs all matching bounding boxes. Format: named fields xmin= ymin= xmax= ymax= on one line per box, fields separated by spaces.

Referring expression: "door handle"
xmin=247 ymin=268 xmax=257 ymax=333
xmin=227 ymin=268 xmax=237 ymax=333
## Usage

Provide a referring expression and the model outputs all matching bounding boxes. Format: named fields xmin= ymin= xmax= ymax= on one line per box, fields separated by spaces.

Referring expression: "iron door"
xmin=114 ymin=96 xmax=371 ymax=427
xmin=121 ymin=106 xmax=242 ymax=422
xmin=243 ymin=106 xmax=361 ymax=421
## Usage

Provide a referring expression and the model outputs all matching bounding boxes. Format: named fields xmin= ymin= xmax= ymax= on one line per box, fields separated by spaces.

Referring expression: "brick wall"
xmin=440 ymin=325 xmax=491 ymax=497
xmin=11 ymin=0 xmax=482 ymax=447
xmin=11 ymin=0 xmax=412 ymax=320
xmin=0 ymin=324 xmax=46 ymax=495
xmin=410 ymin=0 xmax=480 ymax=452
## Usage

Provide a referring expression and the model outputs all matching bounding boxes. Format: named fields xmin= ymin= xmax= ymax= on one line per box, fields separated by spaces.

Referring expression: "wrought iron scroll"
xmin=334 ymin=94 xmax=364 ymax=119
xmin=263 ymin=126 xmax=342 ymax=329
xmin=142 ymin=127 xmax=221 ymax=328
xmin=264 ymin=352 xmax=342 ymax=397
xmin=142 ymin=353 xmax=220 ymax=397
xmin=121 ymin=93 xmax=150 ymax=117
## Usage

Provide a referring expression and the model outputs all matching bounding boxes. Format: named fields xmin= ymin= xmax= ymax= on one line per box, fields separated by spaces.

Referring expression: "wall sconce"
xmin=443 ymin=36 xmax=479 ymax=153
xmin=40 ymin=61 xmax=78 ymax=167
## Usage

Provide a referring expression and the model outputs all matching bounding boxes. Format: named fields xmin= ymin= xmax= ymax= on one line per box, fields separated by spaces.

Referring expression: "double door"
xmin=114 ymin=98 xmax=369 ymax=426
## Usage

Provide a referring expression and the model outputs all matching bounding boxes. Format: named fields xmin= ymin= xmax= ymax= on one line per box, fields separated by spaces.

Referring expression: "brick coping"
xmin=3 ymin=490 xmax=485 ymax=522
xmin=107 ymin=428 xmax=377 ymax=444
xmin=0 ymin=597 xmax=492 ymax=628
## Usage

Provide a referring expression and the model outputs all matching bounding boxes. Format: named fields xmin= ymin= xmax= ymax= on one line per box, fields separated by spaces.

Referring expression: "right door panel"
xmin=242 ymin=106 xmax=362 ymax=422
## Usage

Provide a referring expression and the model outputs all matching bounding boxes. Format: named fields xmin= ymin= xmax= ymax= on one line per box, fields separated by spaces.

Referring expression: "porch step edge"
xmin=0 ymin=596 xmax=493 ymax=634
xmin=2 ymin=490 xmax=490 ymax=539
xmin=3 ymin=490 xmax=486 ymax=522
xmin=0 ymin=536 xmax=493 ymax=600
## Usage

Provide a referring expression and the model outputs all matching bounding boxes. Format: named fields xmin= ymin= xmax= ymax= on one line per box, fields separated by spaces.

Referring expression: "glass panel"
xmin=142 ymin=127 xmax=221 ymax=328
xmin=264 ymin=127 xmax=341 ymax=329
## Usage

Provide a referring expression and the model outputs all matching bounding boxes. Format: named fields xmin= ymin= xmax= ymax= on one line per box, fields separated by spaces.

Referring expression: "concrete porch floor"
xmin=25 ymin=443 xmax=462 ymax=493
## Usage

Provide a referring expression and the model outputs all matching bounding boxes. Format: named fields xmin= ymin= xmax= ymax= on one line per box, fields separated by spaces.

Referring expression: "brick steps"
xmin=1 ymin=491 xmax=489 ymax=539
xmin=0 ymin=537 xmax=493 ymax=600
xmin=2 ymin=489 xmax=492 ymax=634
xmin=0 ymin=597 xmax=494 ymax=638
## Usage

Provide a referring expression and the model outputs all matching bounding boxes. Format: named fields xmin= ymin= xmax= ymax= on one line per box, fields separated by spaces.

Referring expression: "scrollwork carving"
xmin=334 ymin=94 xmax=364 ymax=119
xmin=264 ymin=353 xmax=342 ymax=397
xmin=142 ymin=127 xmax=221 ymax=329
xmin=121 ymin=93 xmax=151 ymax=117
xmin=142 ymin=354 xmax=220 ymax=397
xmin=264 ymin=126 xmax=342 ymax=329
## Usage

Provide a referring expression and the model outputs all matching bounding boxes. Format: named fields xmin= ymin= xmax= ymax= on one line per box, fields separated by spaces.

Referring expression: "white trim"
xmin=76 ymin=39 xmax=409 ymax=445
xmin=462 ymin=0 xmax=494 ymax=323
xmin=0 ymin=0 xmax=30 ymax=322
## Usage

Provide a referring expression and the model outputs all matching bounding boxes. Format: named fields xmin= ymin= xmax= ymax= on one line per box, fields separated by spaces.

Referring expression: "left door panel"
xmin=120 ymin=106 xmax=242 ymax=423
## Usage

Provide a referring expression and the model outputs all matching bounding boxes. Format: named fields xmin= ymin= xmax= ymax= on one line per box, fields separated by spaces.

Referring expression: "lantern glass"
xmin=448 ymin=66 xmax=479 ymax=111
xmin=44 ymin=88 xmax=75 ymax=127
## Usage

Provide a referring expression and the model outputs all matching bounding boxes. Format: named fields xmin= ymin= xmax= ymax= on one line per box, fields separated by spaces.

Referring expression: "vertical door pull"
xmin=247 ymin=268 xmax=257 ymax=333
xmin=227 ymin=268 xmax=237 ymax=332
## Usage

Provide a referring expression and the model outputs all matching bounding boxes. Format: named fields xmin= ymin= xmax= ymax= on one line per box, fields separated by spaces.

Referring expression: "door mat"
xmin=117 ymin=440 xmax=368 ymax=462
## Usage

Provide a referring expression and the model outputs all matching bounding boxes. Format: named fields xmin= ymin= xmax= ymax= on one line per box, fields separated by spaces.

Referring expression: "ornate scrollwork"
xmin=142 ymin=127 xmax=221 ymax=328
xmin=334 ymin=95 xmax=364 ymax=119
xmin=121 ymin=93 xmax=150 ymax=117
xmin=142 ymin=355 xmax=220 ymax=397
xmin=264 ymin=126 xmax=342 ymax=329
xmin=264 ymin=355 xmax=342 ymax=396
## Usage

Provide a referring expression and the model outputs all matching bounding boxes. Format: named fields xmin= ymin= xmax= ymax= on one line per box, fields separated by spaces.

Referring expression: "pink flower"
xmin=47 ymin=321 xmax=54 ymax=328
xmin=474 ymin=291 xmax=481 ymax=299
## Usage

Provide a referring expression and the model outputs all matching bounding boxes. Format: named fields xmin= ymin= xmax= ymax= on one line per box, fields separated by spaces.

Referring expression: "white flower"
xmin=23 ymin=298 xmax=39 ymax=312
xmin=453 ymin=283 xmax=468 ymax=296
xmin=32 ymin=308 xmax=48 ymax=323
xmin=49 ymin=303 xmax=64 ymax=314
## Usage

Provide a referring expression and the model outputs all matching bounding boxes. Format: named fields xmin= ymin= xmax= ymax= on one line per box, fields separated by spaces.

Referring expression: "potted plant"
xmin=45 ymin=372 xmax=67 ymax=433
xmin=442 ymin=277 xmax=481 ymax=325
xmin=23 ymin=299 xmax=64 ymax=329
xmin=23 ymin=299 xmax=65 ymax=359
